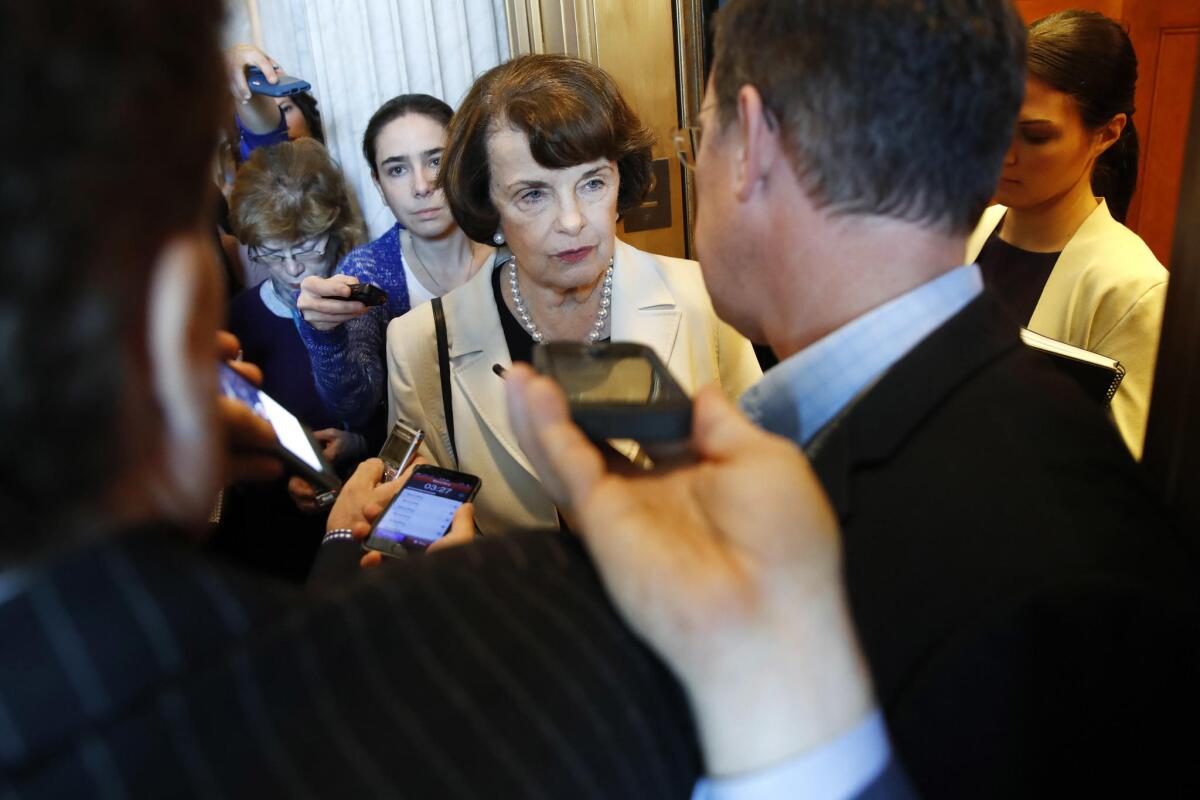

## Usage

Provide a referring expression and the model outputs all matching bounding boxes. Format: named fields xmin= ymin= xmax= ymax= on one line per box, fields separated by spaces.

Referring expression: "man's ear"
xmin=1093 ymin=112 xmax=1128 ymax=158
xmin=734 ymin=84 xmax=782 ymax=202
xmin=145 ymin=235 xmax=222 ymax=522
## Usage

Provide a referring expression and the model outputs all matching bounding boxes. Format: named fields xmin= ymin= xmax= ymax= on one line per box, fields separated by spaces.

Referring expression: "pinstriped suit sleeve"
xmin=0 ymin=529 xmax=701 ymax=798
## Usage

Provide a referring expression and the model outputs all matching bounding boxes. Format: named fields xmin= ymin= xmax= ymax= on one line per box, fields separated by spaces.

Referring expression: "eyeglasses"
xmin=671 ymin=126 xmax=702 ymax=171
xmin=250 ymin=232 xmax=332 ymax=266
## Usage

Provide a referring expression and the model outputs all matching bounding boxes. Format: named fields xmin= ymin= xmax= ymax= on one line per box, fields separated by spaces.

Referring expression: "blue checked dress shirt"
xmin=695 ymin=263 xmax=983 ymax=800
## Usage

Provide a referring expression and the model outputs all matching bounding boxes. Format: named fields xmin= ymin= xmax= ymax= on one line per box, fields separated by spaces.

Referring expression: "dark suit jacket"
xmin=810 ymin=293 xmax=1200 ymax=798
xmin=0 ymin=527 xmax=700 ymax=798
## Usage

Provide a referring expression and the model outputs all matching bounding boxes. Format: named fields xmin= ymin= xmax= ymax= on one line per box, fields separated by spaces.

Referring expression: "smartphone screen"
xmin=218 ymin=363 xmax=339 ymax=490
xmin=366 ymin=467 xmax=480 ymax=554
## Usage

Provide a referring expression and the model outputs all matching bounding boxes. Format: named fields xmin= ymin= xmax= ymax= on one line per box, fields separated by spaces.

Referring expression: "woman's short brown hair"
xmin=231 ymin=138 xmax=365 ymax=260
xmin=440 ymin=54 xmax=656 ymax=244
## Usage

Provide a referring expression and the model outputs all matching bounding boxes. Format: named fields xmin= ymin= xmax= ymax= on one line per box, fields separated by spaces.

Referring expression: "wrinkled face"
xmin=372 ymin=113 xmax=456 ymax=239
xmin=275 ymin=95 xmax=312 ymax=140
xmin=993 ymin=77 xmax=1104 ymax=211
xmin=487 ymin=127 xmax=617 ymax=292
xmin=253 ymin=232 xmax=336 ymax=307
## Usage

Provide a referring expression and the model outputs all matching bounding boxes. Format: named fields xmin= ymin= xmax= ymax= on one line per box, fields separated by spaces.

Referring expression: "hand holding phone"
xmin=245 ymin=66 xmax=312 ymax=97
xmin=322 ymin=282 xmax=388 ymax=307
xmin=362 ymin=466 xmax=481 ymax=556
xmin=218 ymin=363 xmax=342 ymax=493
xmin=378 ymin=421 xmax=424 ymax=481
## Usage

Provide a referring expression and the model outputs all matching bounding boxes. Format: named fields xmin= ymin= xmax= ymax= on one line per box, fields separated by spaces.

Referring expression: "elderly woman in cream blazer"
xmin=385 ymin=55 xmax=760 ymax=536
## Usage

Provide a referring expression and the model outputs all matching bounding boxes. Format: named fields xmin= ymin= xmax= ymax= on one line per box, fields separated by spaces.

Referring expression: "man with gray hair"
xmin=667 ymin=0 xmax=1200 ymax=796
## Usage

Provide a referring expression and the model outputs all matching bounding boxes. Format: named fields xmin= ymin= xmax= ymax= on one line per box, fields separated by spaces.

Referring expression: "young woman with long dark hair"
xmin=966 ymin=10 xmax=1167 ymax=459
xmin=294 ymin=95 xmax=495 ymax=430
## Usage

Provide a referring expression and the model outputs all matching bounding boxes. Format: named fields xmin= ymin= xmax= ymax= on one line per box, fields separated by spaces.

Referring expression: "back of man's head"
xmin=0 ymin=0 xmax=225 ymax=553
xmin=711 ymin=0 xmax=1025 ymax=235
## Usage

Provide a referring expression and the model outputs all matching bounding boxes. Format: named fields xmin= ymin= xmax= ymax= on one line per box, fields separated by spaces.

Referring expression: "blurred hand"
xmin=504 ymin=363 xmax=876 ymax=778
xmin=287 ymin=476 xmax=321 ymax=514
xmin=216 ymin=332 xmax=282 ymax=483
xmin=297 ymin=274 xmax=368 ymax=331
xmin=313 ymin=427 xmax=365 ymax=466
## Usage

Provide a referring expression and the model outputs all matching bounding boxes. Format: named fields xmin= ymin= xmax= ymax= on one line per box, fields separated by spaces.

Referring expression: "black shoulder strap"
xmin=432 ymin=296 xmax=457 ymax=467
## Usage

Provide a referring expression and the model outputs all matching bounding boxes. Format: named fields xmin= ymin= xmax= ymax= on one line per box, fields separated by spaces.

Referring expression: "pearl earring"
xmin=493 ymin=231 xmax=506 ymax=246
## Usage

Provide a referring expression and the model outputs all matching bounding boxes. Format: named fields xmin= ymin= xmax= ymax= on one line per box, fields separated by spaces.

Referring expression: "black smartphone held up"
xmin=378 ymin=421 xmax=424 ymax=482
xmin=218 ymin=363 xmax=342 ymax=493
xmin=362 ymin=466 xmax=481 ymax=556
xmin=245 ymin=66 xmax=312 ymax=97
xmin=323 ymin=282 xmax=388 ymax=307
xmin=532 ymin=342 xmax=692 ymax=443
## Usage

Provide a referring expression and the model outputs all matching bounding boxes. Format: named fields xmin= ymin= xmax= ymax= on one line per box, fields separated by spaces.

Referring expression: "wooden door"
xmin=1013 ymin=0 xmax=1197 ymax=267
xmin=1124 ymin=0 xmax=1200 ymax=265
xmin=1013 ymin=0 xmax=1125 ymax=21
xmin=593 ymin=0 xmax=688 ymax=259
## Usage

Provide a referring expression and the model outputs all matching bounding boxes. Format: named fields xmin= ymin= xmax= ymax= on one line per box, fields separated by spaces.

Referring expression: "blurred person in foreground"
xmin=0 ymin=1 xmax=883 ymax=796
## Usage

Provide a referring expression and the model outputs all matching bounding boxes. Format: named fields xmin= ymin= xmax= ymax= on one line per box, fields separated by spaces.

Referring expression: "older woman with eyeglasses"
xmin=221 ymin=137 xmax=367 ymax=580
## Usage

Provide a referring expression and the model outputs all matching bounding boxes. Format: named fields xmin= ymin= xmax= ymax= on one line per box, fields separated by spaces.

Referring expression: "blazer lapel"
xmin=610 ymin=239 xmax=681 ymax=365
xmin=812 ymin=293 xmax=1021 ymax=521
xmin=443 ymin=263 xmax=538 ymax=478
xmin=965 ymin=204 xmax=1005 ymax=263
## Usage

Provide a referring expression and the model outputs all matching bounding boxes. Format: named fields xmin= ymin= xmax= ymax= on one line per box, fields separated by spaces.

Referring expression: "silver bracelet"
xmin=321 ymin=528 xmax=355 ymax=546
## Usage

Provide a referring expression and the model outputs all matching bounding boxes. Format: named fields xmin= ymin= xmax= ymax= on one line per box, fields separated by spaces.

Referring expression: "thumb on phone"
xmin=427 ymin=503 xmax=475 ymax=553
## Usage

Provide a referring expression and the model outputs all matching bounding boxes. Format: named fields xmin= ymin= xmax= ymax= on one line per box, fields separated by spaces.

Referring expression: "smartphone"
xmin=218 ymin=363 xmax=342 ymax=493
xmin=323 ymin=283 xmax=388 ymax=307
xmin=378 ymin=421 xmax=424 ymax=482
xmin=245 ymin=66 xmax=312 ymax=97
xmin=363 ymin=466 xmax=481 ymax=556
xmin=532 ymin=342 xmax=692 ymax=443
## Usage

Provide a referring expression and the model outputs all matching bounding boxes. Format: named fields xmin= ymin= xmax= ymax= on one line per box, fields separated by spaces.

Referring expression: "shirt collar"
xmin=741 ymin=264 xmax=983 ymax=446
xmin=259 ymin=278 xmax=296 ymax=318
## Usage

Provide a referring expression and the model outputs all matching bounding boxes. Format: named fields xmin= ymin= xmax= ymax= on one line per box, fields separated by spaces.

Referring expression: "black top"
xmin=490 ymin=262 xmax=609 ymax=366
xmin=976 ymin=229 xmax=1061 ymax=324
xmin=492 ymin=260 xmax=537 ymax=365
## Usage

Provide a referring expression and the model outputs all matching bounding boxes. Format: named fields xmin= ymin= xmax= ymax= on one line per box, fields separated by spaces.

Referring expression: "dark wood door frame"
xmin=1143 ymin=53 xmax=1200 ymax=536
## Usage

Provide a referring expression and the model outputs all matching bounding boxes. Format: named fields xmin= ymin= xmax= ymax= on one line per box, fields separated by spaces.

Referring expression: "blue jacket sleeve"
xmin=296 ymin=227 xmax=411 ymax=428
xmin=235 ymin=108 xmax=288 ymax=161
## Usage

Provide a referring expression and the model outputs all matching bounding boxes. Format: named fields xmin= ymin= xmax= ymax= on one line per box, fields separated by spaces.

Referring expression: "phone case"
xmin=532 ymin=342 xmax=692 ymax=443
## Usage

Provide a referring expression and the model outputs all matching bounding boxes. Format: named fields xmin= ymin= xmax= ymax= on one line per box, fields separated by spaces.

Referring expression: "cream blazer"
xmin=386 ymin=239 xmax=762 ymax=535
xmin=966 ymin=200 xmax=1167 ymax=459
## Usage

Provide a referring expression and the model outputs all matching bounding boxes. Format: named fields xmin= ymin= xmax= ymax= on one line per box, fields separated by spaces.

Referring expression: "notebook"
xmin=1019 ymin=327 xmax=1125 ymax=406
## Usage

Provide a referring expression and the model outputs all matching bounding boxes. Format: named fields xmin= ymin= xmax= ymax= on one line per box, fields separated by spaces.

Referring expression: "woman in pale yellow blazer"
xmin=967 ymin=10 xmax=1166 ymax=459
xmin=386 ymin=56 xmax=760 ymax=535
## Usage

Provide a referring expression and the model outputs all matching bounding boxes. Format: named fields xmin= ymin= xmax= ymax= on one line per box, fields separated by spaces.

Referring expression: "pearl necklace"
xmin=508 ymin=256 xmax=613 ymax=344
